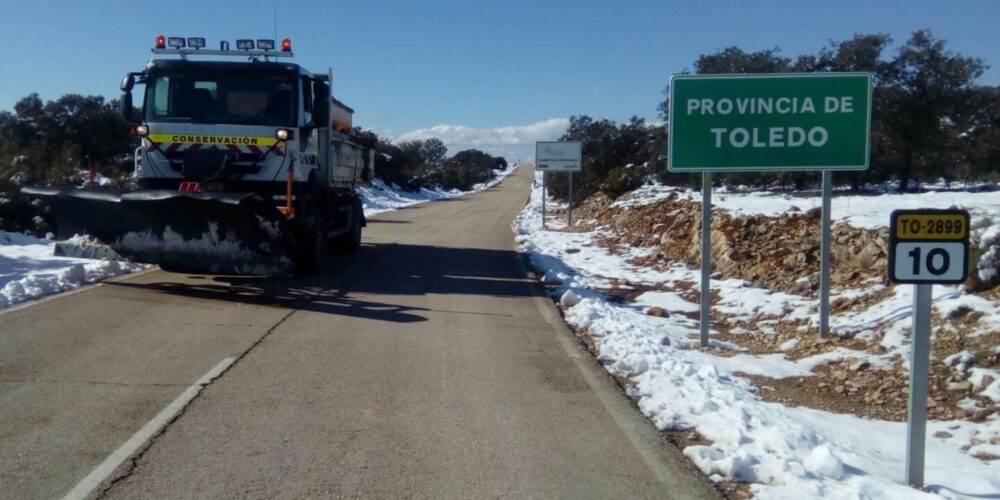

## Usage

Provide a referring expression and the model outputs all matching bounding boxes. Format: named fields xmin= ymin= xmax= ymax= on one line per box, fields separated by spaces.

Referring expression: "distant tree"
xmin=0 ymin=93 xmax=132 ymax=188
xmin=347 ymin=129 xmax=487 ymax=191
xmin=0 ymin=93 xmax=135 ymax=231
xmin=397 ymin=140 xmax=426 ymax=166
xmin=420 ymin=138 xmax=448 ymax=166
xmin=954 ymin=85 xmax=1000 ymax=184
xmin=695 ymin=46 xmax=792 ymax=74
xmin=882 ymin=30 xmax=987 ymax=191
xmin=815 ymin=34 xmax=894 ymax=76
xmin=428 ymin=149 xmax=499 ymax=191
xmin=348 ymin=127 xmax=381 ymax=151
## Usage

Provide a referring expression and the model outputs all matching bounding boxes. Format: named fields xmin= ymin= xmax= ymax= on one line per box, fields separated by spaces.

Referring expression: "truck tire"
xmin=332 ymin=206 xmax=362 ymax=254
xmin=293 ymin=222 xmax=324 ymax=275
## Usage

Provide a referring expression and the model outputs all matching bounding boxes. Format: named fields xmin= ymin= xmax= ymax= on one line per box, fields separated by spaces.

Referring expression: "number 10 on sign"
xmin=889 ymin=210 xmax=970 ymax=285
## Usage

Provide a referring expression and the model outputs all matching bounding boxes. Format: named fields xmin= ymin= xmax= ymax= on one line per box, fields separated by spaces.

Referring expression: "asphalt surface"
xmin=0 ymin=167 xmax=720 ymax=499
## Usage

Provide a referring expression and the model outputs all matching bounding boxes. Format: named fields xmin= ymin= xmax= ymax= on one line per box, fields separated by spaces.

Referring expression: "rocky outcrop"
xmin=574 ymin=193 xmax=889 ymax=295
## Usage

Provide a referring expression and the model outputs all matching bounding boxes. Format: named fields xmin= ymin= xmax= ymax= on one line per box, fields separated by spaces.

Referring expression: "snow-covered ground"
xmin=0 ymin=164 xmax=518 ymax=309
xmin=614 ymin=182 xmax=1000 ymax=230
xmin=515 ymin=173 xmax=1000 ymax=499
xmin=0 ymin=231 xmax=146 ymax=308
xmin=617 ymin=183 xmax=1000 ymax=285
xmin=359 ymin=164 xmax=516 ymax=216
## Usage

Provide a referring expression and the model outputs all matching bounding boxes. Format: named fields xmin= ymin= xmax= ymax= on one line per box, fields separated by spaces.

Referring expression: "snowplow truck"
xmin=23 ymin=36 xmax=371 ymax=276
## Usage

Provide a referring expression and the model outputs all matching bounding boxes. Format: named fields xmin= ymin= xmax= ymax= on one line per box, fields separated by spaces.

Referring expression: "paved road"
xmin=0 ymin=167 xmax=719 ymax=499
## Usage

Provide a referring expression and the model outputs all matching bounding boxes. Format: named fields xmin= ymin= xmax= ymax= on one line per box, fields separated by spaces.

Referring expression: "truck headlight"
xmin=275 ymin=129 xmax=294 ymax=141
xmin=135 ymin=124 xmax=149 ymax=137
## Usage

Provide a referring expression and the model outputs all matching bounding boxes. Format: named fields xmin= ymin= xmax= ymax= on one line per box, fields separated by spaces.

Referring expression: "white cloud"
xmin=396 ymin=118 xmax=569 ymax=162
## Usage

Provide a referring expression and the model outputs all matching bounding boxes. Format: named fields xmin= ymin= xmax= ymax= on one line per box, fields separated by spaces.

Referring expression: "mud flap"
xmin=22 ymin=187 xmax=293 ymax=276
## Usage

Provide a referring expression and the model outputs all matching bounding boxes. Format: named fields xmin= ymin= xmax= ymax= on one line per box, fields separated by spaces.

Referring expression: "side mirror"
xmin=121 ymin=74 xmax=135 ymax=92
xmin=312 ymin=82 xmax=330 ymax=127
xmin=120 ymin=73 xmax=140 ymax=124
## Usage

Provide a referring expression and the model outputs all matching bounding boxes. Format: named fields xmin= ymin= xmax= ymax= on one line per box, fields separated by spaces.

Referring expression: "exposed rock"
xmin=849 ymin=360 xmax=871 ymax=372
xmin=949 ymin=381 xmax=973 ymax=392
xmin=947 ymin=305 xmax=973 ymax=319
xmin=646 ymin=306 xmax=669 ymax=318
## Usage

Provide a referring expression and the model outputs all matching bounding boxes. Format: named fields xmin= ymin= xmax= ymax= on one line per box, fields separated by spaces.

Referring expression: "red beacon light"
xmin=281 ymin=38 xmax=292 ymax=52
xmin=155 ymin=35 xmax=166 ymax=49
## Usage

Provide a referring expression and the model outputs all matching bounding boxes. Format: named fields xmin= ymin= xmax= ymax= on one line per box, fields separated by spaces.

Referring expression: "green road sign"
xmin=668 ymin=73 xmax=872 ymax=172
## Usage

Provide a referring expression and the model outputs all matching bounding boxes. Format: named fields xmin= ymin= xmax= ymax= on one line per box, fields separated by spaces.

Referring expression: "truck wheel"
xmin=293 ymin=222 xmax=324 ymax=275
xmin=333 ymin=207 xmax=362 ymax=253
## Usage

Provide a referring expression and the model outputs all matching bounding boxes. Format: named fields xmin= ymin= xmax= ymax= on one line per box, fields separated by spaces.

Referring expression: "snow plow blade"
xmin=21 ymin=187 xmax=293 ymax=276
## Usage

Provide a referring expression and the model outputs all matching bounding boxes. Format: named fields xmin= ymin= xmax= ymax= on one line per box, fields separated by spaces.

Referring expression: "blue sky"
xmin=2 ymin=0 xmax=998 ymax=160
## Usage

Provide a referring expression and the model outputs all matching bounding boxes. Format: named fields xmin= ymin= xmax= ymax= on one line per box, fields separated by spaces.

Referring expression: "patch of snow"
xmin=780 ymin=338 xmax=800 ymax=352
xmin=634 ymin=291 xmax=699 ymax=313
xmin=559 ymin=289 xmax=581 ymax=308
xmin=359 ymin=164 xmax=517 ymax=217
xmin=0 ymin=230 xmax=146 ymax=309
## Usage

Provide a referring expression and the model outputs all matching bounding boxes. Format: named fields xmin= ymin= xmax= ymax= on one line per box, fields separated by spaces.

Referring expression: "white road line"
xmin=61 ymin=357 xmax=237 ymax=500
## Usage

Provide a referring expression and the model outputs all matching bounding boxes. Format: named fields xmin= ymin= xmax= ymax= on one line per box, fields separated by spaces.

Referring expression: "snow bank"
xmin=0 ymin=231 xmax=145 ymax=308
xmin=515 ymin=172 xmax=1000 ymax=499
xmin=617 ymin=183 xmax=1000 ymax=230
xmin=359 ymin=164 xmax=517 ymax=216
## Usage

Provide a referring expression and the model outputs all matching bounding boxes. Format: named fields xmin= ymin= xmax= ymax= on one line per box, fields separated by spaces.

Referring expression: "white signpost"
xmin=888 ymin=209 xmax=970 ymax=487
xmin=536 ymin=141 xmax=582 ymax=226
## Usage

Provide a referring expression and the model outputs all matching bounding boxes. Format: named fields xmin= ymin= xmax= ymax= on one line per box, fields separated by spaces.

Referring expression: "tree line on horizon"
xmin=0 ymin=93 xmax=506 ymax=232
xmin=346 ymin=129 xmax=508 ymax=192
xmin=546 ymin=30 xmax=1000 ymax=203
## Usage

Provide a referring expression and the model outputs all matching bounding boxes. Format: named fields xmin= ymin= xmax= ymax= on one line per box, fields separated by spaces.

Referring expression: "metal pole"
xmin=541 ymin=170 xmax=547 ymax=229
xmin=906 ymin=283 xmax=933 ymax=486
xmin=819 ymin=170 xmax=833 ymax=338
xmin=568 ymin=172 xmax=574 ymax=226
xmin=700 ymin=172 xmax=712 ymax=348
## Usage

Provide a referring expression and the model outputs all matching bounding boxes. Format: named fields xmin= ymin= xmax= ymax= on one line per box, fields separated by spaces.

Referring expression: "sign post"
xmin=568 ymin=172 xmax=574 ymax=226
xmin=536 ymin=141 xmax=583 ymax=227
xmin=819 ymin=170 xmax=833 ymax=337
xmin=700 ymin=172 xmax=712 ymax=347
xmin=669 ymin=73 xmax=872 ymax=346
xmin=888 ymin=209 xmax=970 ymax=486
xmin=541 ymin=169 xmax=547 ymax=228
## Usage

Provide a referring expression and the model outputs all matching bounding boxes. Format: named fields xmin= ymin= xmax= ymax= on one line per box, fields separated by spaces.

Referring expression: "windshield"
xmin=143 ymin=73 xmax=296 ymax=126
